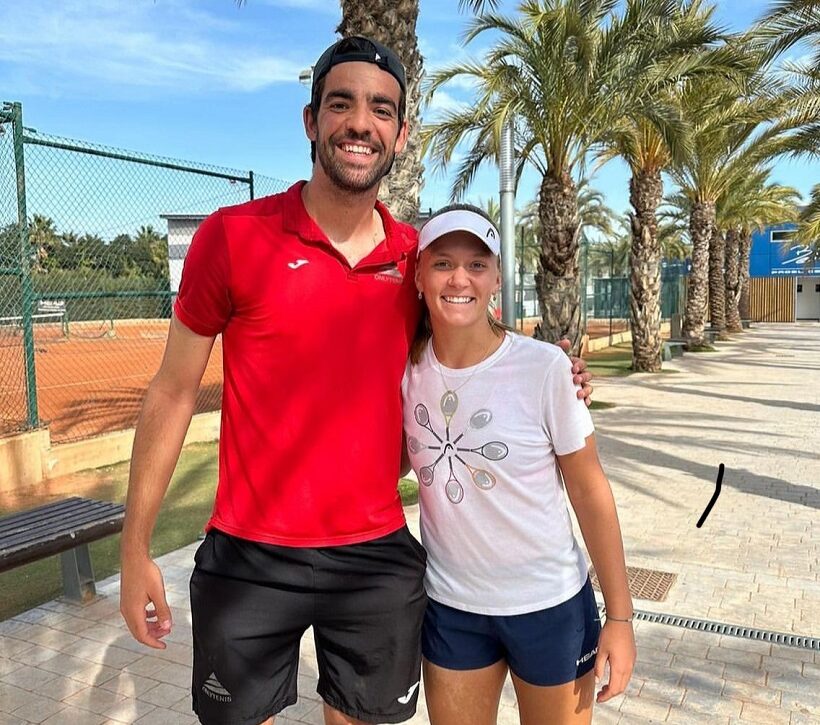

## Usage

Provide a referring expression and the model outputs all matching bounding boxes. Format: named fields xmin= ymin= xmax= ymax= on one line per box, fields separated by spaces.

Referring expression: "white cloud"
xmin=0 ymin=0 xmax=310 ymax=97
xmin=424 ymin=89 xmax=468 ymax=117
xmin=256 ymin=0 xmax=339 ymax=13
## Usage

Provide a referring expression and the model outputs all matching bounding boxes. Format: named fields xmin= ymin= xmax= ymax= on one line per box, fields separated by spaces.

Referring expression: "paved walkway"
xmin=0 ymin=323 xmax=818 ymax=724
xmin=592 ymin=323 xmax=820 ymax=637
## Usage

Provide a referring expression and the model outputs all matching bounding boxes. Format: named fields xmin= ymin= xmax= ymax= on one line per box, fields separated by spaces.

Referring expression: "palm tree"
xmin=757 ymin=0 xmax=820 ymax=67
xmin=28 ymin=214 xmax=59 ymax=272
xmin=794 ymin=184 xmax=820 ymax=268
xmin=598 ymin=0 xmax=743 ymax=369
xmin=577 ymin=182 xmax=618 ymax=240
xmin=718 ymin=170 xmax=800 ymax=330
xmin=518 ymin=179 xmax=618 ymax=254
xmin=666 ymin=63 xmax=784 ymax=347
xmin=656 ymin=205 xmax=692 ymax=262
xmin=583 ymin=213 xmax=690 ymax=279
xmin=423 ymin=0 xmax=704 ymax=352
xmin=134 ymin=226 xmax=169 ymax=282
xmin=520 ymin=180 xmax=619 ymax=324
xmin=716 ymin=170 xmax=800 ymax=331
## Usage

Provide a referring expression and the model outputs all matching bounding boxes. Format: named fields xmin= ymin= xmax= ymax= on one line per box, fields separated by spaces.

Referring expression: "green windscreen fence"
xmin=513 ymin=237 xmax=688 ymax=337
xmin=0 ymin=102 xmax=289 ymax=444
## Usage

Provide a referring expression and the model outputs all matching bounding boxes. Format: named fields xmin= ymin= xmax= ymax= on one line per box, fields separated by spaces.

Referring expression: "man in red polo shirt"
xmin=120 ymin=37 xmax=591 ymax=725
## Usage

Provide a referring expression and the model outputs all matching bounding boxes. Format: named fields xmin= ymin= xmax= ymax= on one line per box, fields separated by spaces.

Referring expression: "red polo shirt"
xmin=174 ymin=182 xmax=420 ymax=547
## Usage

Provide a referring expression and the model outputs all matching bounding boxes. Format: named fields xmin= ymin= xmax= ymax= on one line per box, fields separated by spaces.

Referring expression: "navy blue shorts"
xmin=422 ymin=578 xmax=601 ymax=687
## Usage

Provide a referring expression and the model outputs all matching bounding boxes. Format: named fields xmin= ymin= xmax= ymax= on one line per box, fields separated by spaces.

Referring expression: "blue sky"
xmin=1 ymin=0 xmax=816 ymax=227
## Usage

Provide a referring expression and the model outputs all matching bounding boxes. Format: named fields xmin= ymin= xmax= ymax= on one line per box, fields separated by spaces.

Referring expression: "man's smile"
xmin=339 ymin=142 xmax=375 ymax=156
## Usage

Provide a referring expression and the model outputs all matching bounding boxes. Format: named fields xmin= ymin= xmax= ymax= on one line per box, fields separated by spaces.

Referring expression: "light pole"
xmin=499 ymin=119 xmax=516 ymax=326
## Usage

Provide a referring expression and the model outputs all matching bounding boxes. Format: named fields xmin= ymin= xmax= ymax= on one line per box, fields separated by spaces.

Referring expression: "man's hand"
xmin=120 ymin=555 xmax=173 ymax=649
xmin=556 ymin=338 xmax=593 ymax=406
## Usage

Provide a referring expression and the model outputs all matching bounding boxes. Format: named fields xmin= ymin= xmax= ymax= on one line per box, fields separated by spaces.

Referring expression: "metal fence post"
xmin=609 ymin=246 xmax=614 ymax=341
xmin=517 ymin=228 xmax=525 ymax=329
xmin=249 ymin=170 xmax=255 ymax=201
xmin=9 ymin=101 xmax=39 ymax=429
xmin=580 ymin=237 xmax=588 ymax=335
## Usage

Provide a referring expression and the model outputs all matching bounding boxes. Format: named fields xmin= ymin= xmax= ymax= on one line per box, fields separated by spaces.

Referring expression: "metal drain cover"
xmin=590 ymin=566 xmax=677 ymax=602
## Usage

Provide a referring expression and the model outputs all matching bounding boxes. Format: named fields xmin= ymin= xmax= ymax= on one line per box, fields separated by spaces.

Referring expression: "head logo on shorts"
xmin=576 ymin=646 xmax=598 ymax=667
xmin=202 ymin=672 xmax=232 ymax=703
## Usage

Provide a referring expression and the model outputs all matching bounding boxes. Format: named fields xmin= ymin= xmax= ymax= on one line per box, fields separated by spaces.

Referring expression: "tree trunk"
xmin=738 ymin=228 xmax=752 ymax=321
xmin=724 ymin=227 xmax=742 ymax=332
xmin=338 ymin=1 xmax=423 ymax=223
xmin=683 ymin=200 xmax=714 ymax=347
xmin=628 ymin=169 xmax=663 ymax=372
xmin=708 ymin=225 xmax=727 ymax=335
xmin=533 ymin=173 xmax=582 ymax=354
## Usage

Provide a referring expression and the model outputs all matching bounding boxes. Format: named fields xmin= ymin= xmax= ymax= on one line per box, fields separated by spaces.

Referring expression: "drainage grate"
xmin=590 ymin=566 xmax=677 ymax=602
xmin=629 ymin=609 xmax=820 ymax=651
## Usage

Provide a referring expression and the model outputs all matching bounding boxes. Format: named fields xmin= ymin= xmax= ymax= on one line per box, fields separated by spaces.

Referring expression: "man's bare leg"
xmin=323 ymin=703 xmax=370 ymax=725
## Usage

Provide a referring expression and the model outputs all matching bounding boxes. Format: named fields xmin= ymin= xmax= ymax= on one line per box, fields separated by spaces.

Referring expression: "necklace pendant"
xmin=440 ymin=389 xmax=458 ymax=424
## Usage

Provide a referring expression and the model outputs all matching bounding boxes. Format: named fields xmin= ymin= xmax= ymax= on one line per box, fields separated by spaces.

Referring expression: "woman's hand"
xmin=594 ymin=619 xmax=636 ymax=703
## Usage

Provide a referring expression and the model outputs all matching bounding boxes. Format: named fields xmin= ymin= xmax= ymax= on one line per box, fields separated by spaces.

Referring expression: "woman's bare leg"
xmin=511 ymin=669 xmax=595 ymax=725
xmin=423 ymin=658 xmax=508 ymax=725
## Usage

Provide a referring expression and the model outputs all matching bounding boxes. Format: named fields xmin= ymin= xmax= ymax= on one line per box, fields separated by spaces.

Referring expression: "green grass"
xmin=586 ymin=342 xmax=635 ymax=377
xmin=399 ymin=478 xmax=419 ymax=506
xmin=0 ymin=441 xmax=220 ymax=622
xmin=687 ymin=344 xmax=718 ymax=352
xmin=1 ymin=445 xmax=424 ymax=621
xmin=586 ymin=341 xmax=682 ymax=377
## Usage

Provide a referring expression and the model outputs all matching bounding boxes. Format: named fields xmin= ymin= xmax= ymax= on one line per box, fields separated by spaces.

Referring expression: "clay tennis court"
xmin=520 ymin=317 xmax=629 ymax=339
xmin=1 ymin=317 xmax=626 ymax=445
xmin=0 ymin=319 xmax=222 ymax=444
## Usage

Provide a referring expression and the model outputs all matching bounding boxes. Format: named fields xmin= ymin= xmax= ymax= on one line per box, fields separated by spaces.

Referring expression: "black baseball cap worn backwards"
xmin=312 ymin=36 xmax=407 ymax=105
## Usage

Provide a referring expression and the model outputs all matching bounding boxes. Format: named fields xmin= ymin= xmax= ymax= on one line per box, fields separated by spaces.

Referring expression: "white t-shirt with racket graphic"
xmin=402 ymin=332 xmax=594 ymax=616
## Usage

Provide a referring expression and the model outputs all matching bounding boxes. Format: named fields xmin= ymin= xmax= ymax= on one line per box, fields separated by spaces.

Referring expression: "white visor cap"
xmin=418 ymin=209 xmax=501 ymax=256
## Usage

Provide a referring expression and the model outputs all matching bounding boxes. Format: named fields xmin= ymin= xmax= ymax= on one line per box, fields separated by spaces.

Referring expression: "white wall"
xmin=165 ymin=217 xmax=205 ymax=293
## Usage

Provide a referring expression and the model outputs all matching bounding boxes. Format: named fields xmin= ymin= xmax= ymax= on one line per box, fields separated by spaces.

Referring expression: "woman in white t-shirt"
xmin=402 ymin=204 xmax=635 ymax=724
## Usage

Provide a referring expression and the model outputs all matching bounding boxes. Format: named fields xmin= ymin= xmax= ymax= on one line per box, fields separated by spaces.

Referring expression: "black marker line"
xmin=697 ymin=463 xmax=724 ymax=528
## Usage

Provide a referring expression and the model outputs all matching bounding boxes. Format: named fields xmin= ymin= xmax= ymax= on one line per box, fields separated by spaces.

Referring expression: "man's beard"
xmin=317 ymin=133 xmax=395 ymax=194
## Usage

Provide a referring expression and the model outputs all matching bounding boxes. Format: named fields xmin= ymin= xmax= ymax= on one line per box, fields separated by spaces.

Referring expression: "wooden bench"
xmin=0 ymin=497 xmax=125 ymax=603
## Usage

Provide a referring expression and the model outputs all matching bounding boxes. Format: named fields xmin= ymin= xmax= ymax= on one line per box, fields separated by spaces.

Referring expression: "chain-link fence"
xmin=0 ymin=101 xmax=289 ymax=443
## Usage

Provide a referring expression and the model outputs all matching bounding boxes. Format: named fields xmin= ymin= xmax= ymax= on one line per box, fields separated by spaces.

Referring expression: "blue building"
xmin=749 ymin=223 xmax=819 ymax=321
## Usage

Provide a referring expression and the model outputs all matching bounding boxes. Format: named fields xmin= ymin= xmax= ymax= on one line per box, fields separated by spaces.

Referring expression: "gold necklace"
xmin=433 ymin=333 xmax=499 ymax=424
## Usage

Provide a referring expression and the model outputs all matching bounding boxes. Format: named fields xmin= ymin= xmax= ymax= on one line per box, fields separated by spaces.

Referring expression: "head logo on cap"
xmin=418 ymin=206 xmax=502 ymax=257
xmin=375 ymin=52 xmax=382 ymax=61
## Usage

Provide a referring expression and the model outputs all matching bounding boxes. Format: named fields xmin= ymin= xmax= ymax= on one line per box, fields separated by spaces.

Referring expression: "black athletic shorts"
xmin=189 ymin=526 xmax=428 ymax=725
